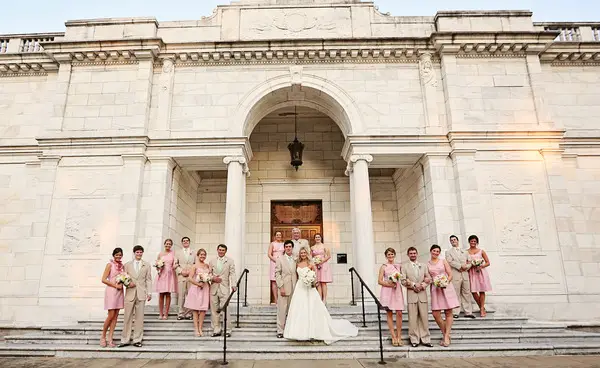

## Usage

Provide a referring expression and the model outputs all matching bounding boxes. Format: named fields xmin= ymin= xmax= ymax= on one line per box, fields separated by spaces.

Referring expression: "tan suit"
xmin=121 ymin=260 xmax=152 ymax=344
xmin=175 ymin=247 xmax=196 ymax=318
xmin=291 ymin=239 xmax=309 ymax=258
xmin=445 ymin=247 xmax=473 ymax=316
xmin=209 ymin=256 xmax=237 ymax=334
xmin=401 ymin=261 xmax=431 ymax=345
xmin=274 ymin=254 xmax=298 ymax=334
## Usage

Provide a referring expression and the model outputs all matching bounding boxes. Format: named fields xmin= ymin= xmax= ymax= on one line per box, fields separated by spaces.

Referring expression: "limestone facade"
xmin=1 ymin=0 xmax=600 ymax=325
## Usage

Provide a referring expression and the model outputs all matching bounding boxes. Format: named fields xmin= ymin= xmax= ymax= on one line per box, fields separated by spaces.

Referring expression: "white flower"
xmin=116 ymin=273 xmax=131 ymax=287
xmin=298 ymin=267 xmax=317 ymax=288
xmin=433 ymin=274 xmax=449 ymax=288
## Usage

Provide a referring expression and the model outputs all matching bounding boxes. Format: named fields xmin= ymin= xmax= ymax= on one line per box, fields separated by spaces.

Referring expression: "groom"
xmin=274 ymin=240 xmax=297 ymax=338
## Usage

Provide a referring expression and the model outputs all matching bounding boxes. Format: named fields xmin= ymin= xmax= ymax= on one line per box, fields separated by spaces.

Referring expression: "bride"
xmin=284 ymin=245 xmax=359 ymax=344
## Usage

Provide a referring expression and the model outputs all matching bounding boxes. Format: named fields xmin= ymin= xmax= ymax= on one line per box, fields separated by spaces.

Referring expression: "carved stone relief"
xmin=63 ymin=199 xmax=103 ymax=254
xmin=419 ymin=52 xmax=438 ymax=87
xmin=492 ymin=194 xmax=541 ymax=251
xmin=495 ymin=254 xmax=563 ymax=294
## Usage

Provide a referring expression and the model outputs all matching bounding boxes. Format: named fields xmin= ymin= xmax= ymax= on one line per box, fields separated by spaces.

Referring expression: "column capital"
xmin=344 ymin=163 xmax=353 ymax=176
xmin=224 ymin=156 xmax=250 ymax=176
xmin=349 ymin=154 xmax=373 ymax=164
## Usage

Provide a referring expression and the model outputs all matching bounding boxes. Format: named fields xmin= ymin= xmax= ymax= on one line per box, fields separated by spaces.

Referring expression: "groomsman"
xmin=445 ymin=235 xmax=476 ymax=319
xmin=401 ymin=247 xmax=433 ymax=348
xmin=275 ymin=240 xmax=297 ymax=338
xmin=175 ymin=236 xmax=195 ymax=320
xmin=290 ymin=227 xmax=309 ymax=257
xmin=119 ymin=245 xmax=152 ymax=348
xmin=209 ymin=244 xmax=237 ymax=337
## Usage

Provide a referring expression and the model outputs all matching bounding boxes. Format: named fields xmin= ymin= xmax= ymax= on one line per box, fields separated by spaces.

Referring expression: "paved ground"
xmin=1 ymin=356 xmax=599 ymax=368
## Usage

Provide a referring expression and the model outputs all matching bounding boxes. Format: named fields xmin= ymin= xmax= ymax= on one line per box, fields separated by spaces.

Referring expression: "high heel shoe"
xmin=108 ymin=340 xmax=116 ymax=348
xmin=100 ymin=337 xmax=107 ymax=348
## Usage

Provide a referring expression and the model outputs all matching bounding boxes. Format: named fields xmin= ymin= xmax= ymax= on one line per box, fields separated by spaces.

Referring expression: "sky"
xmin=1 ymin=0 xmax=597 ymax=34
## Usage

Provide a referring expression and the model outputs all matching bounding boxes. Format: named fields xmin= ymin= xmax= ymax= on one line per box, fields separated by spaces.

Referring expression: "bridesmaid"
xmin=101 ymin=247 xmax=125 ymax=348
xmin=378 ymin=247 xmax=404 ymax=347
xmin=185 ymin=249 xmax=211 ymax=337
xmin=155 ymin=238 xmax=178 ymax=320
xmin=428 ymin=244 xmax=459 ymax=347
xmin=311 ymin=234 xmax=332 ymax=303
xmin=467 ymin=235 xmax=492 ymax=317
xmin=268 ymin=231 xmax=285 ymax=304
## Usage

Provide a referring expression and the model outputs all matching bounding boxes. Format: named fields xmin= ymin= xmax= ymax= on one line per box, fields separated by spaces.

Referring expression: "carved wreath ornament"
xmin=252 ymin=11 xmax=336 ymax=34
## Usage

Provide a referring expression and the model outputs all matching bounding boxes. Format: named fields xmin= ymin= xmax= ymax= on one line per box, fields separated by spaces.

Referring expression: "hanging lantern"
xmin=288 ymin=106 xmax=304 ymax=171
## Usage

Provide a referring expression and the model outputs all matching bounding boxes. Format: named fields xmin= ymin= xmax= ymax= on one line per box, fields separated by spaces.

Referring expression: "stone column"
xmin=223 ymin=156 xmax=248 ymax=273
xmin=346 ymin=164 xmax=361 ymax=297
xmin=48 ymin=55 xmax=73 ymax=132
xmin=450 ymin=150 xmax=483 ymax=239
xmin=118 ymin=155 xmax=147 ymax=247
xmin=349 ymin=154 xmax=376 ymax=290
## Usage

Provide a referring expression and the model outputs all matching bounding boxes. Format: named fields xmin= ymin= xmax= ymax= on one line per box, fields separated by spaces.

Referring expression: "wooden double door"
xmin=269 ymin=200 xmax=323 ymax=303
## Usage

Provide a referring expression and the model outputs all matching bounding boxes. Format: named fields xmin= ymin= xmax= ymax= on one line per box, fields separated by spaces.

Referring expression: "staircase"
xmin=2 ymin=305 xmax=600 ymax=360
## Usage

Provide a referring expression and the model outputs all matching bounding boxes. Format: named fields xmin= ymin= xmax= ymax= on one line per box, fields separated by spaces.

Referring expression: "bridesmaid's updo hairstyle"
xmin=197 ymin=248 xmax=207 ymax=257
xmin=430 ymin=244 xmax=441 ymax=252
xmin=112 ymin=247 xmax=123 ymax=256
xmin=384 ymin=247 xmax=396 ymax=256
xmin=468 ymin=235 xmax=479 ymax=244
xmin=164 ymin=238 xmax=173 ymax=245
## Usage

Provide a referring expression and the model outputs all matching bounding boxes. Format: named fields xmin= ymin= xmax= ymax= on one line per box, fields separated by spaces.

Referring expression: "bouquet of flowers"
xmin=116 ymin=273 xmax=132 ymax=287
xmin=154 ymin=259 xmax=165 ymax=274
xmin=196 ymin=272 xmax=211 ymax=284
xmin=433 ymin=274 xmax=449 ymax=288
xmin=299 ymin=268 xmax=317 ymax=288
xmin=313 ymin=256 xmax=323 ymax=270
xmin=471 ymin=259 xmax=484 ymax=272
xmin=388 ymin=271 xmax=404 ymax=284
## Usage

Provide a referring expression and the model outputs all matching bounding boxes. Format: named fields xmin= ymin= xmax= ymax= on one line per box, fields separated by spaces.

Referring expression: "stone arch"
xmin=235 ymin=73 xmax=364 ymax=137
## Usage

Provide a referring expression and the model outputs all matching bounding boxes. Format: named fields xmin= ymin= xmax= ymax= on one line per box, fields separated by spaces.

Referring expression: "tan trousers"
xmin=177 ymin=279 xmax=191 ymax=317
xmin=210 ymin=292 xmax=231 ymax=334
xmin=121 ymin=298 xmax=146 ymax=344
xmin=407 ymin=301 xmax=430 ymax=344
xmin=276 ymin=294 xmax=292 ymax=334
xmin=452 ymin=275 xmax=473 ymax=315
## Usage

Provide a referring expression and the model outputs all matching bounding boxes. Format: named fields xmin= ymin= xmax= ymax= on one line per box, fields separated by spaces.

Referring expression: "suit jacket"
xmin=124 ymin=260 xmax=152 ymax=302
xmin=274 ymin=254 xmax=298 ymax=296
xmin=209 ymin=256 xmax=237 ymax=296
xmin=445 ymin=247 xmax=472 ymax=281
xmin=401 ymin=261 xmax=430 ymax=304
xmin=291 ymin=239 xmax=309 ymax=257
xmin=175 ymin=247 xmax=196 ymax=282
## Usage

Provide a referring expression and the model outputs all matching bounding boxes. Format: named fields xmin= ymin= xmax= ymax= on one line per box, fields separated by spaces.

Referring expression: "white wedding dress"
xmin=283 ymin=267 xmax=359 ymax=344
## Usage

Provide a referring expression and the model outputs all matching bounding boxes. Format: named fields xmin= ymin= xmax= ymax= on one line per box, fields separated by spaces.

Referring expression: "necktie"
xmin=216 ymin=258 xmax=224 ymax=273
xmin=135 ymin=261 xmax=140 ymax=274
xmin=287 ymin=255 xmax=294 ymax=265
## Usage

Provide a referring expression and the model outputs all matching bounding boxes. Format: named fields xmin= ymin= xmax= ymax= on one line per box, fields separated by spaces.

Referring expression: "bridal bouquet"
xmin=116 ymin=273 xmax=132 ymax=287
xmin=388 ymin=272 xmax=403 ymax=284
xmin=196 ymin=272 xmax=211 ymax=284
xmin=471 ymin=259 xmax=484 ymax=272
xmin=299 ymin=268 xmax=317 ymax=288
xmin=154 ymin=259 xmax=165 ymax=274
xmin=433 ymin=274 xmax=449 ymax=288
xmin=313 ymin=256 xmax=323 ymax=270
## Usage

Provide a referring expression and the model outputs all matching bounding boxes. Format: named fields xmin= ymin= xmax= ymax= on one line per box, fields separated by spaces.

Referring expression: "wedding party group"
xmin=99 ymin=230 xmax=491 ymax=349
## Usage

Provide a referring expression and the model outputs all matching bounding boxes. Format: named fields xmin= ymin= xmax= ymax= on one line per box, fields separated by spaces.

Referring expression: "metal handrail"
xmin=349 ymin=267 xmax=386 ymax=365
xmin=216 ymin=268 xmax=249 ymax=365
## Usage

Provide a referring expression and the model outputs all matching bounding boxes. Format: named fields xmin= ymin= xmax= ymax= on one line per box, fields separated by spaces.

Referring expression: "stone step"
xmin=0 ymin=342 xmax=599 ymax=360
xmin=6 ymin=331 xmax=600 ymax=346
xmin=33 ymin=323 xmax=566 ymax=336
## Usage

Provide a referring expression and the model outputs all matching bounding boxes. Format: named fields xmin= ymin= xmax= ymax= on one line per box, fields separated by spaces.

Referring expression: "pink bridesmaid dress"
xmin=269 ymin=242 xmax=285 ymax=281
xmin=379 ymin=263 xmax=404 ymax=312
xmin=184 ymin=266 xmax=210 ymax=311
xmin=428 ymin=260 xmax=459 ymax=311
xmin=104 ymin=260 xmax=125 ymax=310
xmin=312 ymin=247 xmax=332 ymax=283
xmin=155 ymin=251 xmax=178 ymax=293
xmin=468 ymin=249 xmax=492 ymax=292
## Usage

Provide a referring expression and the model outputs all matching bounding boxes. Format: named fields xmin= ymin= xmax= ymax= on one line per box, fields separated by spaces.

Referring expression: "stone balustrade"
xmin=535 ymin=22 xmax=600 ymax=42
xmin=0 ymin=33 xmax=63 ymax=54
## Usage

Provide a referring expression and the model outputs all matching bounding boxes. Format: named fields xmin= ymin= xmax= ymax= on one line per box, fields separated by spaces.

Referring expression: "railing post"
xmin=350 ymin=269 xmax=356 ymax=306
xmin=221 ymin=305 xmax=228 ymax=365
xmin=243 ymin=271 xmax=248 ymax=307
xmin=236 ymin=282 xmax=241 ymax=328
xmin=376 ymin=309 xmax=386 ymax=365
xmin=360 ymin=284 xmax=366 ymax=328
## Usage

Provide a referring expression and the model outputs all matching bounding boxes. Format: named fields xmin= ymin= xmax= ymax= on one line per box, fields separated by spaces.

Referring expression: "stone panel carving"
xmin=240 ymin=8 xmax=351 ymax=40
xmin=63 ymin=199 xmax=103 ymax=253
xmin=494 ymin=254 xmax=563 ymax=294
xmin=492 ymin=194 xmax=541 ymax=250
xmin=479 ymin=163 xmax=544 ymax=193
xmin=419 ymin=52 xmax=438 ymax=87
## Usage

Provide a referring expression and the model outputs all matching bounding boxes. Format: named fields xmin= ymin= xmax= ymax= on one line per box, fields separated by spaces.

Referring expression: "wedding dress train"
xmin=283 ymin=267 xmax=358 ymax=344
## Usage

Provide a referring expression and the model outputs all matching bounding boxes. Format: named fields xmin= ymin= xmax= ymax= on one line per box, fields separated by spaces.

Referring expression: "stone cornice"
xmin=448 ymin=130 xmax=566 ymax=151
xmin=540 ymin=42 xmax=600 ymax=65
xmin=432 ymin=31 xmax=559 ymax=58
xmin=0 ymin=53 xmax=58 ymax=76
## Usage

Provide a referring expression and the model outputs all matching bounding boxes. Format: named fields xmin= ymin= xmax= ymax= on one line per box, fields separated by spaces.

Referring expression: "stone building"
xmin=1 ymin=0 xmax=599 ymax=326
